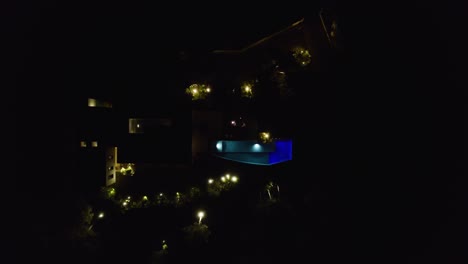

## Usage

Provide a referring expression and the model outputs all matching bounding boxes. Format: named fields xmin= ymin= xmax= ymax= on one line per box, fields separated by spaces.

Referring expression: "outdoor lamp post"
xmin=197 ymin=211 xmax=205 ymax=224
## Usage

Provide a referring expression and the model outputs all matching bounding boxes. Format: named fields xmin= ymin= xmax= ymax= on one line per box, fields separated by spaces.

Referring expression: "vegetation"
xmin=183 ymin=223 xmax=211 ymax=248
xmin=64 ymin=170 xmax=308 ymax=263
xmin=119 ymin=163 xmax=135 ymax=176
xmin=259 ymin=131 xmax=272 ymax=143
xmin=240 ymin=81 xmax=254 ymax=98
xmin=186 ymin=83 xmax=211 ymax=100
xmin=292 ymin=47 xmax=312 ymax=66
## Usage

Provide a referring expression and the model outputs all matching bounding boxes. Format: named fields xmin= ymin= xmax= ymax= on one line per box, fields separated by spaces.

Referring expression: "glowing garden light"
xmin=226 ymin=174 xmax=230 ymax=180
xmin=231 ymin=176 xmax=238 ymax=182
xmin=186 ymin=84 xmax=211 ymax=100
xmin=241 ymin=82 xmax=254 ymax=98
xmin=292 ymin=47 xmax=312 ymax=66
xmin=221 ymin=176 xmax=226 ymax=182
xmin=98 ymin=212 xmax=104 ymax=218
xmin=160 ymin=193 xmax=164 ymax=197
xmin=122 ymin=201 xmax=128 ymax=206
xmin=197 ymin=211 xmax=205 ymax=224
xmin=142 ymin=195 xmax=148 ymax=201
xmin=260 ymin=132 xmax=271 ymax=143
xmin=208 ymin=178 xmax=214 ymax=184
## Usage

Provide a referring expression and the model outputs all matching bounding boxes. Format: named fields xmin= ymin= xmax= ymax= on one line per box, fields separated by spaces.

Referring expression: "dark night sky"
xmin=74 ymin=7 xmax=308 ymax=94
xmin=9 ymin=1 xmax=325 ymax=97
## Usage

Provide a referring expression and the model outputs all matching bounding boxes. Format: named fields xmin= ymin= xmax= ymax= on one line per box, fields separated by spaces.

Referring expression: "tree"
xmin=186 ymin=84 xmax=211 ymax=100
xmin=182 ymin=223 xmax=211 ymax=248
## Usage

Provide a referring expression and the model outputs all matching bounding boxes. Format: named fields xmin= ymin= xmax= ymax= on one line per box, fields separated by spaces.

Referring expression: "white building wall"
xmin=105 ymin=147 xmax=117 ymax=186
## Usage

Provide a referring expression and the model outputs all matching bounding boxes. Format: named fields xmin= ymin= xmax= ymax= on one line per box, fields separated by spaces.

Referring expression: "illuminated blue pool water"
xmin=212 ymin=140 xmax=292 ymax=165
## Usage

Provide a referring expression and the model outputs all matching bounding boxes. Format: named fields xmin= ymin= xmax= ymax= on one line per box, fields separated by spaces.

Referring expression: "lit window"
xmin=88 ymin=98 xmax=96 ymax=107
xmin=129 ymin=118 xmax=172 ymax=133
xmin=91 ymin=141 xmax=98 ymax=147
xmin=88 ymin=98 xmax=112 ymax=108
xmin=80 ymin=141 xmax=87 ymax=148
